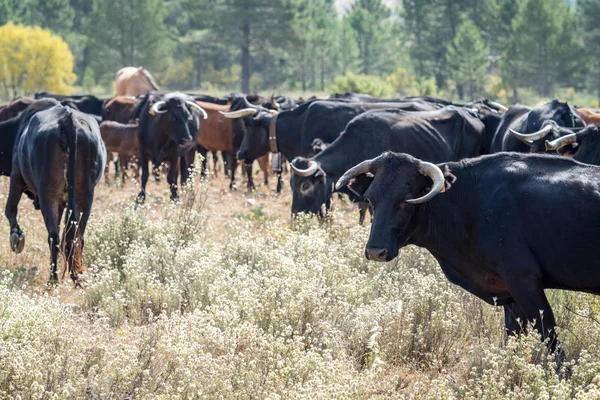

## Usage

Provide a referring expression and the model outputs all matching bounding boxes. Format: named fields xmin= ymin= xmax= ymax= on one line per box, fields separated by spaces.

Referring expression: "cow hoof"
xmin=229 ymin=184 xmax=237 ymax=192
xmin=10 ymin=231 xmax=25 ymax=253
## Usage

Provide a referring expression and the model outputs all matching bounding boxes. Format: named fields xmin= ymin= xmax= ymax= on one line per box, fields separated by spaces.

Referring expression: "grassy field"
xmin=0 ymin=160 xmax=600 ymax=399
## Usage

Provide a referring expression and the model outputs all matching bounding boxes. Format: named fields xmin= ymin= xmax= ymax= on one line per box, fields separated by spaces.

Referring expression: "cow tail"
xmin=62 ymin=109 xmax=83 ymax=277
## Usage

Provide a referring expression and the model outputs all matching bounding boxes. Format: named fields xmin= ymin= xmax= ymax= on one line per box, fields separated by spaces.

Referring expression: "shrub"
xmin=329 ymin=72 xmax=394 ymax=97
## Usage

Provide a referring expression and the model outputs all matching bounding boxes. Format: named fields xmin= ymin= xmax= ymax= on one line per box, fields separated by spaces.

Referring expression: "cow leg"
xmin=104 ymin=150 xmax=111 ymax=184
xmin=245 ymin=162 xmax=255 ymax=191
xmin=181 ymin=149 xmax=195 ymax=187
xmin=137 ymin=156 xmax=149 ymax=203
xmin=114 ymin=156 xmax=120 ymax=182
xmin=119 ymin=156 xmax=129 ymax=184
xmin=197 ymin=145 xmax=208 ymax=179
xmin=276 ymin=172 xmax=283 ymax=194
xmin=222 ymin=151 xmax=231 ymax=177
xmin=67 ymin=192 xmax=93 ymax=282
xmin=258 ymin=155 xmax=269 ymax=186
xmin=5 ymin=173 xmax=26 ymax=254
xmin=211 ymin=151 xmax=219 ymax=177
xmin=505 ymin=277 xmax=560 ymax=354
xmin=38 ymin=197 xmax=62 ymax=283
xmin=229 ymin=152 xmax=238 ymax=191
xmin=167 ymin=154 xmax=180 ymax=201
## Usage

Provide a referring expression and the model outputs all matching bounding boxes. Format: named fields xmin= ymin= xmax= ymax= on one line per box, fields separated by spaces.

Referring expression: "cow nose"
xmin=365 ymin=247 xmax=388 ymax=262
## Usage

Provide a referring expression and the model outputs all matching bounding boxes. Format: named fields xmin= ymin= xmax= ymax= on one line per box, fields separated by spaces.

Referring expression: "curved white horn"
xmin=545 ymin=133 xmax=577 ymax=151
xmin=406 ymin=162 xmax=445 ymax=204
xmin=219 ymin=108 xmax=259 ymax=119
xmin=244 ymin=97 xmax=261 ymax=110
xmin=186 ymin=101 xmax=208 ymax=119
xmin=150 ymin=100 xmax=167 ymax=114
xmin=290 ymin=160 xmax=319 ymax=177
xmin=489 ymin=101 xmax=508 ymax=112
xmin=335 ymin=159 xmax=373 ymax=190
xmin=510 ymin=124 xmax=554 ymax=142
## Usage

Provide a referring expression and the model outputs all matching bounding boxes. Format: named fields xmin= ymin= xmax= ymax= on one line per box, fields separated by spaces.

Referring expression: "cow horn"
xmin=488 ymin=101 xmax=508 ymax=112
xmin=335 ymin=159 xmax=373 ymax=190
xmin=219 ymin=108 xmax=259 ymax=119
xmin=291 ymin=160 xmax=319 ymax=177
xmin=406 ymin=162 xmax=445 ymax=205
xmin=150 ymin=101 xmax=167 ymax=115
xmin=510 ymin=124 xmax=554 ymax=142
xmin=187 ymin=101 xmax=208 ymax=119
xmin=545 ymin=133 xmax=578 ymax=151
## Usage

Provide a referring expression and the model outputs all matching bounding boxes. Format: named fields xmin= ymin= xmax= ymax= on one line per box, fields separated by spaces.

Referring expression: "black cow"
xmin=289 ymin=107 xmax=484 ymax=219
xmin=34 ymin=92 xmax=105 ymax=116
xmin=490 ymin=100 xmax=585 ymax=153
xmin=545 ymin=123 xmax=600 ymax=164
xmin=2 ymin=99 xmax=106 ymax=282
xmin=336 ymin=151 xmax=600 ymax=356
xmin=136 ymin=92 xmax=207 ymax=201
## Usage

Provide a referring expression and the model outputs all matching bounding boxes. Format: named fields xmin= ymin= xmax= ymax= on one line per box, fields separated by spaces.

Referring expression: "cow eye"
xmin=301 ymin=182 xmax=311 ymax=192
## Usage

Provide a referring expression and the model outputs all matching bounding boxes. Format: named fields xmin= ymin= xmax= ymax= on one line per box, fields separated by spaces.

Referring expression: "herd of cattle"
xmin=2 ymin=68 xmax=600 ymax=359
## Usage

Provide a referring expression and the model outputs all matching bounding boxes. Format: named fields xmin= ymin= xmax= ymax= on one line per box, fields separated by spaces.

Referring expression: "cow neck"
xmin=269 ymin=113 xmax=279 ymax=153
xmin=410 ymin=167 xmax=468 ymax=255
xmin=272 ymin=114 xmax=297 ymax=161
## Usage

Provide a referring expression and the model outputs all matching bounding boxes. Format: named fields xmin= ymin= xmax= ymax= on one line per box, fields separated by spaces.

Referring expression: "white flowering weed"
xmin=0 ymin=180 xmax=598 ymax=398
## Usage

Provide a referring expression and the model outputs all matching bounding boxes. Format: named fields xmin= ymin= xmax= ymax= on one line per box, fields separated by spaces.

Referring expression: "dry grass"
xmin=0 ymin=158 xmax=599 ymax=399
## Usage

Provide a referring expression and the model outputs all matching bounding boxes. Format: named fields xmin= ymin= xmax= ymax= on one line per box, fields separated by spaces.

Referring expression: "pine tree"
xmin=447 ymin=21 xmax=489 ymax=100
xmin=579 ymin=0 xmax=600 ymax=103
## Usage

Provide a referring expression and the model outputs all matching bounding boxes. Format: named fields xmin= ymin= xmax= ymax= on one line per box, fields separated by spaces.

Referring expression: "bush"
xmin=161 ymin=58 xmax=195 ymax=90
xmin=329 ymin=72 xmax=394 ymax=97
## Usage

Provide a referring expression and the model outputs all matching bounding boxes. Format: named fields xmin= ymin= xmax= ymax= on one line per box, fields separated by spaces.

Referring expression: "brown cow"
xmin=0 ymin=97 xmax=35 ymax=122
xmin=115 ymin=67 xmax=159 ymax=97
xmin=100 ymin=120 xmax=140 ymax=183
xmin=102 ymin=95 xmax=140 ymax=123
xmin=191 ymin=101 xmax=269 ymax=191
xmin=576 ymin=107 xmax=600 ymax=125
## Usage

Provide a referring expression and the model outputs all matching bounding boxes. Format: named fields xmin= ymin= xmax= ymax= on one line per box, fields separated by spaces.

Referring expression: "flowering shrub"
xmin=0 ymin=184 xmax=598 ymax=398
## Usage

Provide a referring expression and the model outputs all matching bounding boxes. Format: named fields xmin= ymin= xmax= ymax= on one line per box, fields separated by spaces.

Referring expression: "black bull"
xmin=337 ymin=151 xmax=600 ymax=354
xmin=489 ymin=99 xmax=585 ymax=153
xmin=289 ymin=107 xmax=484 ymax=217
xmin=136 ymin=92 xmax=207 ymax=201
xmin=2 ymin=99 xmax=106 ymax=282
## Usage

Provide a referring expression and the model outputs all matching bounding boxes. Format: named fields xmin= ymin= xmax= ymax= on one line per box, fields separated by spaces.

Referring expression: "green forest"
xmin=1 ymin=0 xmax=599 ymax=104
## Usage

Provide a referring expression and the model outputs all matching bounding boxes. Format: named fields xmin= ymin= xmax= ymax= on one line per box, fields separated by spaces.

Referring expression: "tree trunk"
xmin=457 ymin=84 xmax=464 ymax=100
xmin=241 ymin=22 xmax=251 ymax=93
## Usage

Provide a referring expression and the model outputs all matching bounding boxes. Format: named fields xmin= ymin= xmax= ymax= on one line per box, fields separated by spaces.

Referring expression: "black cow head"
xmin=336 ymin=152 xmax=452 ymax=262
xmin=511 ymin=100 xmax=585 ymax=152
xmin=290 ymin=157 xmax=331 ymax=216
xmin=149 ymin=93 xmax=207 ymax=154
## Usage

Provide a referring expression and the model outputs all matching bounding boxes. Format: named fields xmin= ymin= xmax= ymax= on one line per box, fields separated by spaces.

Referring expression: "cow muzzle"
xmin=365 ymin=247 xmax=390 ymax=262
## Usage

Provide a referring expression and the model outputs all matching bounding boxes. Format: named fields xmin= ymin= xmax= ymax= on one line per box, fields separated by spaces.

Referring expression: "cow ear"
xmin=441 ymin=165 xmax=457 ymax=193
xmin=315 ymin=169 xmax=326 ymax=181
xmin=347 ymin=173 xmax=373 ymax=197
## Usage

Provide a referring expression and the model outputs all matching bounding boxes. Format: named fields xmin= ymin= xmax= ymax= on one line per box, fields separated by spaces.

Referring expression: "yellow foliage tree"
xmin=0 ymin=23 xmax=76 ymax=98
